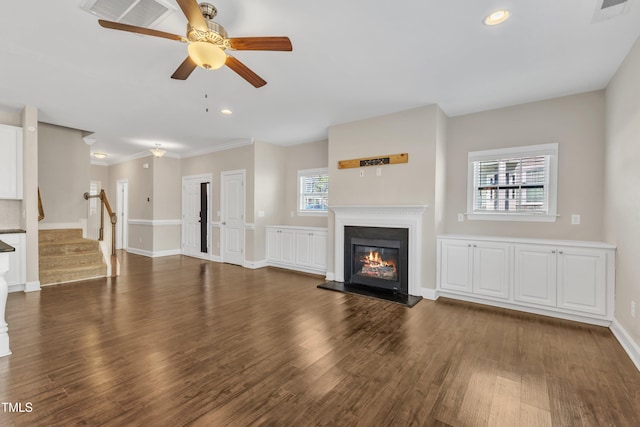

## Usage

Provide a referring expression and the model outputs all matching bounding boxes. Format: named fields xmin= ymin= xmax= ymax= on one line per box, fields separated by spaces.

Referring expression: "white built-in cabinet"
xmin=266 ymin=226 xmax=327 ymax=275
xmin=1 ymin=233 xmax=26 ymax=290
xmin=437 ymin=235 xmax=615 ymax=325
xmin=0 ymin=124 xmax=23 ymax=200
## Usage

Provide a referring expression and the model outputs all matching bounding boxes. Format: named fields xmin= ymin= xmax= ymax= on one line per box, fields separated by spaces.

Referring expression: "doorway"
xmin=182 ymin=174 xmax=212 ymax=259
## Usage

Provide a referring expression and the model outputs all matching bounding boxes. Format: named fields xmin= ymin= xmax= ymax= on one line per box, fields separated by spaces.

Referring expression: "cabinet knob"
xmin=552 ymin=250 xmax=556 ymax=254
xmin=468 ymin=244 xmax=471 ymax=247
xmin=473 ymin=244 xmax=477 ymax=248
xmin=559 ymin=251 xmax=564 ymax=254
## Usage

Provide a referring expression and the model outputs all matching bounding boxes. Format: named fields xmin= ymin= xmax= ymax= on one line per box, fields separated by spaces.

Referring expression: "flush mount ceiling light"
xmin=150 ymin=144 xmax=166 ymax=158
xmin=187 ymin=41 xmax=226 ymax=70
xmin=220 ymin=109 xmax=233 ymax=115
xmin=93 ymin=152 xmax=107 ymax=159
xmin=484 ymin=9 xmax=510 ymax=26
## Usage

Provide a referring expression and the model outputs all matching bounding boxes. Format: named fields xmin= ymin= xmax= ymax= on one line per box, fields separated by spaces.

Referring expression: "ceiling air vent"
xmin=80 ymin=0 xmax=175 ymax=28
xmin=592 ymin=0 xmax=632 ymax=23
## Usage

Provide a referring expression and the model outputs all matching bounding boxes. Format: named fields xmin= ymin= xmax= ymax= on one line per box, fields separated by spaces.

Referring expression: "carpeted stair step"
xmin=39 ymin=264 xmax=107 ymax=286
xmin=39 ymin=238 xmax=100 ymax=257
xmin=39 ymin=251 xmax=104 ymax=270
xmin=39 ymin=228 xmax=83 ymax=243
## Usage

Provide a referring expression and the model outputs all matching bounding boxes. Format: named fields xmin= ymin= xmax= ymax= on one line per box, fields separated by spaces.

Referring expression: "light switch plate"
xmin=571 ymin=214 xmax=581 ymax=225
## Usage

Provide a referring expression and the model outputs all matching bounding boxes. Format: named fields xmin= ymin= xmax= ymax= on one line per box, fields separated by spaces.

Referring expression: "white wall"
xmin=605 ymin=36 xmax=640 ymax=347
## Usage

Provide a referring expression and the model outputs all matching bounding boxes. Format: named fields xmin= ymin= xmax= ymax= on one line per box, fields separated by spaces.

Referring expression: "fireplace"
xmin=344 ymin=226 xmax=408 ymax=294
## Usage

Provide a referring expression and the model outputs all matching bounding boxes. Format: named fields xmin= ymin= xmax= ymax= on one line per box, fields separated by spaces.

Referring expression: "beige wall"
xmin=254 ymin=141 xmax=286 ymax=261
xmin=153 ymin=156 xmax=182 ymax=252
xmin=38 ymin=123 xmax=90 ymax=224
xmin=109 ymin=156 xmax=156 ymax=253
xmin=90 ymin=164 xmax=109 ymax=195
xmin=605 ymin=37 xmax=640 ymax=346
xmin=181 ymin=144 xmax=255 ymax=259
xmin=328 ymin=105 xmax=446 ymax=289
xmin=445 ymin=90 xmax=606 ymax=241
xmin=283 ymin=139 xmax=329 ymax=228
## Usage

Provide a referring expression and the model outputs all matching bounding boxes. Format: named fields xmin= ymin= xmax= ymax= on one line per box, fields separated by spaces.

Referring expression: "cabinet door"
xmin=280 ymin=230 xmax=296 ymax=265
xmin=265 ymin=229 xmax=281 ymax=262
xmin=295 ymin=231 xmax=312 ymax=266
xmin=557 ymin=247 xmax=606 ymax=315
xmin=514 ymin=245 xmax=557 ymax=307
xmin=473 ymin=242 xmax=510 ymax=299
xmin=440 ymin=240 xmax=473 ymax=292
xmin=0 ymin=125 xmax=23 ymax=199
xmin=310 ymin=232 xmax=327 ymax=271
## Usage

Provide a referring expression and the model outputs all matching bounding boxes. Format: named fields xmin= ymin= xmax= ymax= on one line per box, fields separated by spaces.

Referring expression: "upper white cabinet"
xmin=266 ymin=226 xmax=327 ymax=275
xmin=438 ymin=235 xmax=615 ymax=325
xmin=0 ymin=124 xmax=23 ymax=200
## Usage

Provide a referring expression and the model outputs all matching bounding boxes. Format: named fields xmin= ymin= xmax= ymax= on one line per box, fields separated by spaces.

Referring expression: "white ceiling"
xmin=1 ymin=1 xmax=639 ymax=164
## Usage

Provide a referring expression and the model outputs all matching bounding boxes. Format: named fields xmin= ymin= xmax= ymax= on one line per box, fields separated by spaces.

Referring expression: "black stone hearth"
xmin=317 ymin=281 xmax=422 ymax=308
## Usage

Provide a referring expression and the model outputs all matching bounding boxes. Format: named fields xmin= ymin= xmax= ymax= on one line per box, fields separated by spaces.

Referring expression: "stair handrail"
xmin=83 ymin=189 xmax=117 ymax=277
xmin=38 ymin=187 xmax=45 ymax=221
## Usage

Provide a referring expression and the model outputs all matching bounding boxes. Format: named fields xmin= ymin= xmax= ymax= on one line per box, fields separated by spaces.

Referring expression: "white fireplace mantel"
xmin=331 ymin=205 xmax=427 ymax=296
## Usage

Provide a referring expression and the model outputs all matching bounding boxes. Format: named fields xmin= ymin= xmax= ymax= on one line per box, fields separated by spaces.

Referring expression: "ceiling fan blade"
xmin=227 ymin=37 xmax=293 ymax=51
xmin=176 ymin=0 xmax=208 ymax=32
xmin=225 ymin=56 xmax=267 ymax=88
xmin=98 ymin=19 xmax=184 ymax=42
xmin=171 ymin=57 xmax=198 ymax=80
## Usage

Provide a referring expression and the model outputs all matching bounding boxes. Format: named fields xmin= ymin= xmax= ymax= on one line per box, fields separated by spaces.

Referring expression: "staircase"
xmin=39 ymin=229 xmax=107 ymax=285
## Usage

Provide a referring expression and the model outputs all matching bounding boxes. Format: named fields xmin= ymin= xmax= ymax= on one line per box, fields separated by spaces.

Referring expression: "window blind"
xmin=473 ymin=155 xmax=549 ymax=214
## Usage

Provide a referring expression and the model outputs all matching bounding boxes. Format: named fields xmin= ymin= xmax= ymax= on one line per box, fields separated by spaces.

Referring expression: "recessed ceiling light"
xmin=484 ymin=10 xmax=510 ymax=26
xmin=93 ymin=152 xmax=107 ymax=159
xmin=220 ymin=109 xmax=233 ymax=115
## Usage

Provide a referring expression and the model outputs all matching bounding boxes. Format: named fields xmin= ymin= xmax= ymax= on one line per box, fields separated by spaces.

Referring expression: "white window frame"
xmin=466 ymin=143 xmax=558 ymax=222
xmin=297 ymin=167 xmax=329 ymax=216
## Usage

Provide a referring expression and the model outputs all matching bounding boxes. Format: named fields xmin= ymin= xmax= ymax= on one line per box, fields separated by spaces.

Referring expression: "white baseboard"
xmin=8 ymin=280 xmax=40 ymax=293
xmin=610 ymin=319 xmax=640 ymax=372
xmin=244 ymin=260 xmax=267 ymax=269
xmin=325 ymin=272 xmax=335 ymax=281
xmin=25 ymin=280 xmax=40 ymax=292
xmin=210 ymin=254 xmax=222 ymax=262
xmin=8 ymin=284 xmax=24 ymax=293
xmin=420 ymin=287 xmax=437 ymax=300
xmin=127 ymin=248 xmax=181 ymax=258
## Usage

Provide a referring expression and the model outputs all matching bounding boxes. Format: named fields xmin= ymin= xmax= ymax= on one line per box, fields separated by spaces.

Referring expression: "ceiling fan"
xmin=97 ymin=0 xmax=292 ymax=88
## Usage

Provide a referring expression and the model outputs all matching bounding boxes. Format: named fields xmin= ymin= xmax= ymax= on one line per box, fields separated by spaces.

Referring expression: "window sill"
xmin=297 ymin=211 xmax=328 ymax=217
xmin=467 ymin=213 xmax=557 ymax=223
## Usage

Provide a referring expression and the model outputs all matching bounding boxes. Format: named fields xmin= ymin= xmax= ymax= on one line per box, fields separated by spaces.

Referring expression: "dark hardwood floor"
xmin=1 ymin=252 xmax=639 ymax=426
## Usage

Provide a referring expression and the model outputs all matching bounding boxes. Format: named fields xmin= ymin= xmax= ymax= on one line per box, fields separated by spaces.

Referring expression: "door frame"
xmin=181 ymin=173 xmax=212 ymax=260
xmin=220 ymin=169 xmax=246 ymax=265
xmin=116 ymin=179 xmax=129 ymax=250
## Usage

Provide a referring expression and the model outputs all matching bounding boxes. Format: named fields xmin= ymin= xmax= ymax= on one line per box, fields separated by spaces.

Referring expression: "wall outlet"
xmin=376 ymin=167 xmax=382 ymax=176
xmin=571 ymin=214 xmax=581 ymax=225
xmin=258 ymin=210 xmax=265 ymax=218
xmin=360 ymin=170 xmax=364 ymax=177
xmin=457 ymin=213 xmax=465 ymax=222
xmin=632 ymin=301 xmax=636 ymax=318
xmin=290 ymin=211 xmax=295 ymax=218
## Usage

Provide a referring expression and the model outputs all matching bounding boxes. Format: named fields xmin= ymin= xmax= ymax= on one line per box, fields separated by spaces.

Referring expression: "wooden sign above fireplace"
xmin=338 ymin=153 xmax=408 ymax=169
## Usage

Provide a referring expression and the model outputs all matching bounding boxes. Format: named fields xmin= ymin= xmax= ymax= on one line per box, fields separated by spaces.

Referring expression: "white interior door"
xmin=182 ymin=174 xmax=211 ymax=259
xmin=116 ymin=180 xmax=129 ymax=250
xmin=221 ymin=170 xmax=245 ymax=266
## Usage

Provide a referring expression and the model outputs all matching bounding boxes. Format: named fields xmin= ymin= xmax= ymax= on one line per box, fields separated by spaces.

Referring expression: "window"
xmin=467 ymin=143 xmax=558 ymax=222
xmin=298 ymin=168 xmax=329 ymax=215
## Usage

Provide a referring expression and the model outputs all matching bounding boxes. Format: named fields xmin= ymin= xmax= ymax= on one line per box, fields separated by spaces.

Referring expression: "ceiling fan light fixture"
xmin=484 ymin=9 xmax=510 ymax=26
xmin=150 ymin=144 xmax=166 ymax=158
xmin=188 ymin=41 xmax=226 ymax=70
